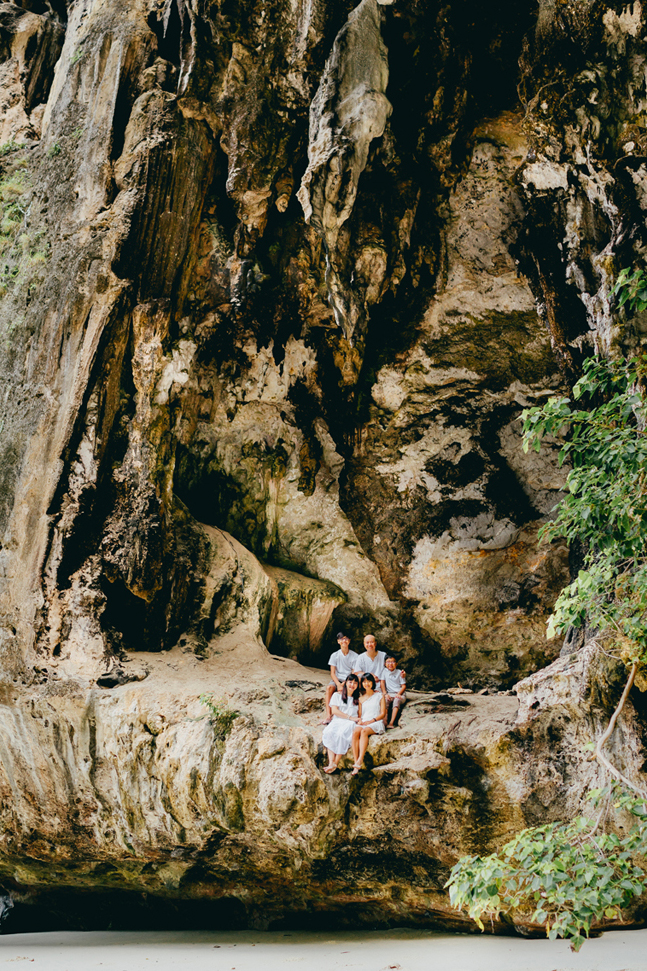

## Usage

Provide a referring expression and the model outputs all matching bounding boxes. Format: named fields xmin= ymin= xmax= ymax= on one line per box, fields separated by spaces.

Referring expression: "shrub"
xmin=448 ymin=271 xmax=647 ymax=949
xmin=199 ymin=693 xmax=239 ymax=740
xmin=446 ymin=788 xmax=647 ymax=951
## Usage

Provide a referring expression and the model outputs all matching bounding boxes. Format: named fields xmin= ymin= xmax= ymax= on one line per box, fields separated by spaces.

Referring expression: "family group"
xmin=321 ymin=631 xmax=406 ymax=775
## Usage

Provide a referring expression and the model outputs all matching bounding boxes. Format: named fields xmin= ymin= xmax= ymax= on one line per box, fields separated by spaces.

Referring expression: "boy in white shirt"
xmin=380 ymin=654 xmax=406 ymax=728
xmin=353 ymin=633 xmax=386 ymax=687
xmin=323 ymin=632 xmax=359 ymax=724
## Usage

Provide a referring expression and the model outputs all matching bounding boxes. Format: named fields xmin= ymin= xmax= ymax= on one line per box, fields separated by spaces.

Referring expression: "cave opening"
xmin=0 ymin=888 xmax=248 ymax=935
xmin=383 ymin=0 xmax=539 ymax=155
xmin=52 ymin=317 xmax=137 ymax=594
xmin=109 ymin=51 xmax=140 ymax=164
xmin=100 ymin=574 xmax=154 ymax=654
xmin=147 ymin=1 xmax=183 ymax=69
xmin=15 ymin=0 xmax=67 ymax=21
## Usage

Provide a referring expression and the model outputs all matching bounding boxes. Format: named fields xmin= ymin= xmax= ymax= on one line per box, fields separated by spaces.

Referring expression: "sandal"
xmin=323 ymin=765 xmax=338 ymax=774
xmin=351 ymin=763 xmax=362 ymax=775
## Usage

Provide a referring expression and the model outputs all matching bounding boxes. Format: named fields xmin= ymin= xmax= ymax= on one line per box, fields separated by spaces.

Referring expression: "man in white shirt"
xmin=353 ymin=633 xmax=386 ymax=686
xmin=323 ymin=632 xmax=359 ymax=724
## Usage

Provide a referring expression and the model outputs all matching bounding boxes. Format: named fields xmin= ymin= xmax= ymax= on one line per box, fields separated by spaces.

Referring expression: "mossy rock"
xmin=263 ymin=564 xmax=346 ymax=666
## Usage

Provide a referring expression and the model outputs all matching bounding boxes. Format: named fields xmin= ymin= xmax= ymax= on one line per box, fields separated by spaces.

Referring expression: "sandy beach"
xmin=0 ymin=927 xmax=645 ymax=971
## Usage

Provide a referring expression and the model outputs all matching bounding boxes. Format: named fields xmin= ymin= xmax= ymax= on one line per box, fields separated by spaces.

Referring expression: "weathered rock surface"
xmin=0 ymin=0 xmax=646 ymax=932
xmin=0 ymin=635 xmax=645 ymax=930
xmin=0 ymin=0 xmax=570 ymax=684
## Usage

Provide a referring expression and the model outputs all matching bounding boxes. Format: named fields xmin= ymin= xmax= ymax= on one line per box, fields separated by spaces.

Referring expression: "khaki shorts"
xmin=386 ymin=693 xmax=406 ymax=707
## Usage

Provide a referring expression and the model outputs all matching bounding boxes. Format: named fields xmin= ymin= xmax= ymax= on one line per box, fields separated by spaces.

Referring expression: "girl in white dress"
xmin=322 ymin=675 xmax=360 ymax=773
xmin=351 ymin=674 xmax=386 ymax=775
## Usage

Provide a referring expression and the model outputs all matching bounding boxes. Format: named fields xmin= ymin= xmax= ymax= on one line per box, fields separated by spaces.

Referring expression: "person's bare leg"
xmin=359 ymin=727 xmax=373 ymax=764
xmin=352 ymin=726 xmax=361 ymax=765
xmin=390 ymin=699 xmax=404 ymax=727
xmin=352 ymin=727 xmax=375 ymax=774
xmin=352 ymin=729 xmax=369 ymax=773
xmin=323 ymin=684 xmax=336 ymax=723
xmin=324 ymin=747 xmax=337 ymax=772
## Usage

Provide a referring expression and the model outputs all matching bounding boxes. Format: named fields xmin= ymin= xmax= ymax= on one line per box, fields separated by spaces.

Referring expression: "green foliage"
xmin=199 ymin=693 xmax=239 ymax=740
xmin=0 ymin=141 xmax=19 ymax=158
xmin=449 ymin=283 xmax=647 ymax=950
xmin=0 ymin=168 xmax=28 ymax=256
xmin=613 ymin=267 xmax=647 ymax=314
xmin=46 ymin=143 xmax=61 ymax=159
xmin=0 ymin=151 xmax=49 ymax=303
xmin=522 ymin=353 xmax=647 ymax=662
xmin=446 ymin=788 xmax=647 ymax=952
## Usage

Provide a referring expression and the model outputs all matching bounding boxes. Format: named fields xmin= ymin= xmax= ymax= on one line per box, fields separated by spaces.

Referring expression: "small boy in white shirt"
xmin=323 ymin=632 xmax=359 ymax=724
xmin=380 ymin=654 xmax=406 ymax=728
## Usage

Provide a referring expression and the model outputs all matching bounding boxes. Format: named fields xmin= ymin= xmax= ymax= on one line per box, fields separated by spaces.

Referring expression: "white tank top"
xmin=361 ymin=692 xmax=382 ymax=722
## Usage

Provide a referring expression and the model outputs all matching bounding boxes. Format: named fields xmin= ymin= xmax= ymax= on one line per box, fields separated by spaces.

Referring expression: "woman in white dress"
xmin=322 ymin=675 xmax=360 ymax=774
xmin=351 ymin=674 xmax=386 ymax=775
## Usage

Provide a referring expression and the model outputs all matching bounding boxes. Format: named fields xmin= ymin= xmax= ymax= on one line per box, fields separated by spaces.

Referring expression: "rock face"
xmin=0 ymin=0 xmax=646 ymax=931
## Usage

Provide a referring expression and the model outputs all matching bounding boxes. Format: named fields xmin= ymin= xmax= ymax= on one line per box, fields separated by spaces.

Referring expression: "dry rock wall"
xmin=0 ymin=0 xmax=570 ymax=684
xmin=0 ymin=0 xmax=645 ymax=931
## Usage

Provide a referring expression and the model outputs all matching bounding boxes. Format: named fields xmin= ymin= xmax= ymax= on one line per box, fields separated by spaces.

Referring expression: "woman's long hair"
xmin=342 ymin=675 xmax=359 ymax=704
xmin=360 ymin=673 xmax=376 ymax=694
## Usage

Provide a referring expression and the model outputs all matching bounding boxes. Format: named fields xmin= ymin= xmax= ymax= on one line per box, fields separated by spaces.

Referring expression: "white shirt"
xmin=382 ymin=668 xmax=405 ymax=694
xmin=354 ymin=650 xmax=386 ymax=681
xmin=328 ymin=649 xmax=359 ymax=681
xmin=330 ymin=692 xmax=358 ymax=717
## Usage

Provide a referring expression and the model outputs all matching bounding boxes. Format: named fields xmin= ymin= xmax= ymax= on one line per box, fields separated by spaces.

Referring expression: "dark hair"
xmin=342 ymin=675 xmax=359 ymax=704
xmin=360 ymin=673 xmax=376 ymax=690
xmin=336 ymin=631 xmax=349 ymax=641
xmin=385 ymin=654 xmax=396 ymax=662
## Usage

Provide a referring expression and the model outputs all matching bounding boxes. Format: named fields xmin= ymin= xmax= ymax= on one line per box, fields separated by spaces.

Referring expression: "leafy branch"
xmin=613 ymin=267 xmax=647 ymax=314
xmin=448 ymin=269 xmax=647 ymax=950
xmin=522 ymin=353 xmax=647 ymax=663
xmin=446 ymin=785 xmax=647 ymax=952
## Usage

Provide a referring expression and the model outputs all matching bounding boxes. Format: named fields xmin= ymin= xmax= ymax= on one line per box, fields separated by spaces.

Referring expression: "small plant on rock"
xmin=0 ymin=141 xmax=18 ymax=158
xmin=199 ymin=693 xmax=239 ymax=740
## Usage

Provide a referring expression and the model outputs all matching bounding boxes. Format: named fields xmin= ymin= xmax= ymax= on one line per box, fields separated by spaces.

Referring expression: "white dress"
xmin=322 ymin=693 xmax=358 ymax=755
xmin=359 ymin=691 xmax=385 ymax=734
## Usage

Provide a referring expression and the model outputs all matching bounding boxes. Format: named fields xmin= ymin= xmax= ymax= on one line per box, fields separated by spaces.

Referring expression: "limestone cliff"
xmin=0 ymin=0 xmax=645 ymax=932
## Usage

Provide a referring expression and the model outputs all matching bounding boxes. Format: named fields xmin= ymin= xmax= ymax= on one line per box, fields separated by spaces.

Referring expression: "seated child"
xmin=380 ymin=654 xmax=406 ymax=728
xmin=322 ymin=675 xmax=360 ymax=773
xmin=351 ymin=673 xmax=386 ymax=774
xmin=323 ymin=632 xmax=358 ymax=724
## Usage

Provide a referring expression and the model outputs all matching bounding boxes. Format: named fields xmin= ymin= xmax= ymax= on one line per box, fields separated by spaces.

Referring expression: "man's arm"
xmin=330 ymin=665 xmax=343 ymax=689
